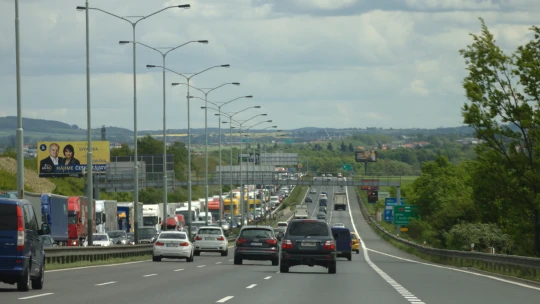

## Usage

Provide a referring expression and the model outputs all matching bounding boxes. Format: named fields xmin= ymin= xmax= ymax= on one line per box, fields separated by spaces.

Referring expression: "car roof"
xmin=241 ymin=225 xmax=273 ymax=230
xmin=331 ymin=227 xmax=350 ymax=231
xmin=0 ymin=198 xmax=28 ymax=205
xmin=159 ymin=231 xmax=187 ymax=235
xmin=198 ymin=226 xmax=222 ymax=230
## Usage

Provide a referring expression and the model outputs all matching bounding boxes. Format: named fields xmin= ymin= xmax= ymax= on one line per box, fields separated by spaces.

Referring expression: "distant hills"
xmin=0 ymin=116 xmax=476 ymax=147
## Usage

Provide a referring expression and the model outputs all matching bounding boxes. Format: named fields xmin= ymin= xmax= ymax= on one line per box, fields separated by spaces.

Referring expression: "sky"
xmin=1 ymin=0 xmax=539 ymax=131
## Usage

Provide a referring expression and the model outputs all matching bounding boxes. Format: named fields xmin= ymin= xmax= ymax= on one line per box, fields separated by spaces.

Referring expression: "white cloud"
xmin=0 ymin=0 xmax=539 ymax=131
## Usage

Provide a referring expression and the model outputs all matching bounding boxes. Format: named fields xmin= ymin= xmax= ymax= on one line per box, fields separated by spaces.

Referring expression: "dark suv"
xmin=0 ymin=198 xmax=50 ymax=291
xmin=278 ymin=219 xmax=337 ymax=274
xmin=234 ymin=226 xmax=279 ymax=265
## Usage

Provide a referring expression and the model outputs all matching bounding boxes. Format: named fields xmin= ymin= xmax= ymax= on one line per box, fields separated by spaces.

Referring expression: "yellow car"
xmin=351 ymin=232 xmax=360 ymax=253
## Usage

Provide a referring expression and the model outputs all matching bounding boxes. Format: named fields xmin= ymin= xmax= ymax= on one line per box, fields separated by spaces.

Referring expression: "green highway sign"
xmin=285 ymin=139 xmax=293 ymax=144
xmin=393 ymin=205 xmax=419 ymax=225
xmin=343 ymin=164 xmax=352 ymax=171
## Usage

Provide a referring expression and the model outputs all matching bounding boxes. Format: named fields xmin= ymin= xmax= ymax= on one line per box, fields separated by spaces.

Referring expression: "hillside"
xmin=0 ymin=157 xmax=56 ymax=193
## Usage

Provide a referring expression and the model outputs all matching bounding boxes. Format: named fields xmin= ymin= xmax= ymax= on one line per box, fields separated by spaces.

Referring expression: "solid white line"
xmin=95 ymin=281 xmax=117 ymax=286
xmin=143 ymin=274 xmax=157 ymax=277
xmin=45 ymin=260 xmax=150 ymax=273
xmin=18 ymin=293 xmax=54 ymax=300
xmin=216 ymin=296 xmax=234 ymax=303
xmin=228 ymin=259 xmax=234 ymax=262
xmin=216 ymin=262 xmax=222 ymax=264
xmin=197 ymin=265 xmax=206 ymax=268
xmin=174 ymin=269 xmax=184 ymax=272
xmin=264 ymin=276 xmax=272 ymax=279
xmin=344 ymin=180 xmax=427 ymax=303
xmin=246 ymin=284 xmax=257 ymax=289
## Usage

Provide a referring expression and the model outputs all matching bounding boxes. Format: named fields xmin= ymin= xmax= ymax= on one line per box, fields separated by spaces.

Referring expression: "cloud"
xmin=0 ymin=0 xmax=539 ymax=132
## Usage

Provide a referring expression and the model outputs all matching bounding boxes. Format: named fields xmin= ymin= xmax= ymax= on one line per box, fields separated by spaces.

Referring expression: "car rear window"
xmin=332 ymin=229 xmax=352 ymax=240
xmin=288 ymin=221 xmax=329 ymax=236
xmin=277 ymin=223 xmax=287 ymax=227
xmin=0 ymin=204 xmax=17 ymax=231
xmin=198 ymin=228 xmax=221 ymax=235
xmin=93 ymin=234 xmax=108 ymax=241
xmin=240 ymin=229 xmax=273 ymax=238
xmin=160 ymin=233 xmax=186 ymax=239
xmin=351 ymin=234 xmax=358 ymax=240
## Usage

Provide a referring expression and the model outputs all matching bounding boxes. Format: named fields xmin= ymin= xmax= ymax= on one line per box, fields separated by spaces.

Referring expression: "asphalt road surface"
xmin=1 ymin=180 xmax=539 ymax=303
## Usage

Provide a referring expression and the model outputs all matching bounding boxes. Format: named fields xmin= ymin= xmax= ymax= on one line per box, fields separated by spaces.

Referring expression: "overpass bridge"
xmin=94 ymin=171 xmax=403 ymax=192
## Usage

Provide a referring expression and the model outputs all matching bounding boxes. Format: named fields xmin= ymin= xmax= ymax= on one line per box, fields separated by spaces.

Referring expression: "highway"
xmin=1 ymin=181 xmax=540 ymax=303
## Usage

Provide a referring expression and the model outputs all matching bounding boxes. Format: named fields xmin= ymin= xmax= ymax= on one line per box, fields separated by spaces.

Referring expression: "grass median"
xmin=46 ymin=254 xmax=152 ymax=271
xmin=281 ymin=185 xmax=308 ymax=212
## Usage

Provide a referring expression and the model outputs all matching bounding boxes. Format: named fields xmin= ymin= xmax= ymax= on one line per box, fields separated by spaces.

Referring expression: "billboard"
xmin=367 ymin=190 xmax=378 ymax=203
xmin=238 ymin=153 xmax=260 ymax=164
xmin=355 ymin=150 xmax=377 ymax=162
xmin=38 ymin=141 xmax=110 ymax=178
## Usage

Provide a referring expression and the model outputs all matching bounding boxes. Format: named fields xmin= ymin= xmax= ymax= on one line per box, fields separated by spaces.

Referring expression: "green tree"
xmin=348 ymin=143 xmax=354 ymax=152
xmin=460 ymin=19 xmax=540 ymax=255
xmin=327 ymin=143 xmax=333 ymax=151
xmin=340 ymin=141 xmax=346 ymax=152
xmin=138 ymin=135 xmax=162 ymax=155
xmin=139 ymin=187 xmax=162 ymax=204
xmin=110 ymin=143 xmax=132 ymax=157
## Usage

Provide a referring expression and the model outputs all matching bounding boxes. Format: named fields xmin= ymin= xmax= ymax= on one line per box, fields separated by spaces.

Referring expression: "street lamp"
xmin=150 ymin=65 xmax=230 ymax=236
xmin=119 ymin=40 xmax=207 ymax=230
xmin=248 ymin=125 xmax=277 ymax=206
xmin=14 ymin=0 xmax=24 ymax=200
xmin=171 ymin=83 xmax=242 ymax=225
xmin=77 ymin=2 xmax=190 ymax=244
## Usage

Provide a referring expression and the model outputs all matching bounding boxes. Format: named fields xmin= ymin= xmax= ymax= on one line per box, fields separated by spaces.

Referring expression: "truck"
xmin=67 ymin=196 xmax=96 ymax=246
xmin=117 ymin=202 xmax=143 ymax=232
xmin=142 ymin=204 xmax=163 ymax=231
xmin=294 ymin=204 xmax=309 ymax=219
xmin=333 ymin=192 xmax=347 ymax=211
xmin=95 ymin=200 xmax=117 ymax=233
xmin=41 ymin=194 xmax=69 ymax=246
xmin=175 ymin=206 xmax=197 ymax=225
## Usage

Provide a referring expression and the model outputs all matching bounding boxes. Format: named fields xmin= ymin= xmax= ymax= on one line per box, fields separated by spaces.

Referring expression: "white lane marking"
xmin=95 ymin=281 xmax=117 ymax=286
xmin=197 ymin=265 xmax=206 ymax=268
xmin=216 ymin=262 xmax=222 ymax=264
xmin=344 ymin=180 xmax=427 ymax=304
xmin=367 ymin=248 xmax=540 ymax=292
xmin=18 ymin=293 xmax=54 ymax=300
xmin=216 ymin=296 xmax=234 ymax=303
xmin=174 ymin=269 xmax=184 ymax=272
xmin=143 ymin=274 xmax=157 ymax=277
xmin=246 ymin=284 xmax=257 ymax=289
xmin=229 ymin=259 xmax=234 ymax=262
xmin=264 ymin=276 xmax=272 ymax=279
xmin=45 ymin=260 xmax=150 ymax=273
xmin=276 ymin=271 xmax=280 ymax=273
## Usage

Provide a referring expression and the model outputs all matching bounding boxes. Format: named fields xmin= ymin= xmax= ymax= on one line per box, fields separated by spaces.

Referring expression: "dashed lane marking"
xmin=95 ymin=281 xmax=116 ymax=286
xmin=18 ymin=293 xmax=54 ymax=300
xmin=264 ymin=276 xmax=272 ymax=279
xmin=143 ymin=274 xmax=157 ymax=277
xmin=216 ymin=296 xmax=234 ymax=303
xmin=246 ymin=284 xmax=257 ymax=289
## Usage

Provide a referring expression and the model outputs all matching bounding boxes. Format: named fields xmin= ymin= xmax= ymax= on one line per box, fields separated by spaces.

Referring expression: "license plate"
xmin=251 ymin=242 xmax=262 ymax=246
xmin=205 ymin=237 xmax=215 ymax=240
xmin=166 ymin=244 xmax=178 ymax=247
xmin=302 ymin=242 xmax=316 ymax=247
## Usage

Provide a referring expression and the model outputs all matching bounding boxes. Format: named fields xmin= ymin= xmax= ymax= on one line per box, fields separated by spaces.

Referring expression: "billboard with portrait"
xmin=355 ymin=150 xmax=377 ymax=162
xmin=37 ymin=141 xmax=110 ymax=178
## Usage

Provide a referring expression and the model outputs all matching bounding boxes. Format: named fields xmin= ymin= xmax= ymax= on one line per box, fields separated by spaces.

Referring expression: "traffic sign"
xmin=285 ymin=139 xmax=293 ymax=144
xmin=342 ymin=164 xmax=352 ymax=171
xmin=393 ymin=205 xmax=419 ymax=225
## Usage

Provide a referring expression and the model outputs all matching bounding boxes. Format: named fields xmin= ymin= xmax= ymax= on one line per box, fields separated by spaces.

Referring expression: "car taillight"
xmin=323 ymin=240 xmax=335 ymax=250
xmin=266 ymin=239 xmax=277 ymax=245
xmin=236 ymin=238 xmax=247 ymax=245
xmin=179 ymin=242 xmax=189 ymax=246
xmin=281 ymin=240 xmax=293 ymax=249
xmin=217 ymin=236 xmax=225 ymax=241
xmin=195 ymin=236 xmax=202 ymax=241
xmin=155 ymin=241 xmax=164 ymax=246
xmin=16 ymin=206 xmax=24 ymax=252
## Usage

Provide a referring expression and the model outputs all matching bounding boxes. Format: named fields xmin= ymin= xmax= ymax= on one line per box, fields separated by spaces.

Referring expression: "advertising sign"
xmin=360 ymin=179 xmax=379 ymax=190
xmin=237 ymin=153 xmax=260 ymax=164
xmin=367 ymin=190 xmax=378 ymax=203
xmin=355 ymin=150 xmax=377 ymax=162
xmin=38 ymin=141 xmax=110 ymax=178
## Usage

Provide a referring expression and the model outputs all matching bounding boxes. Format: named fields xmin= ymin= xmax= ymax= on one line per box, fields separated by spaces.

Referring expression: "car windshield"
xmin=93 ymin=234 xmax=108 ymax=241
xmin=288 ymin=221 xmax=329 ymax=237
xmin=240 ymin=229 xmax=273 ymax=238
xmin=108 ymin=231 xmax=126 ymax=238
xmin=198 ymin=228 xmax=221 ymax=235
xmin=159 ymin=233 xmax=186 ymax=240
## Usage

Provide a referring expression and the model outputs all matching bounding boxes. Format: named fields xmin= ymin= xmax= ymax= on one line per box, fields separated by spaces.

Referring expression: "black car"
xmin=278 ymin=219 xmax=337 ymax=274
xmin=319 ymin=198 xmax=327 ymax=207
xmin=319 ymin=206 xmax=327 ymax=213
xmin=234 ymin=226 xmax=279 ymax=266
xmin=305 ymin=196 xmax=312 ymax=203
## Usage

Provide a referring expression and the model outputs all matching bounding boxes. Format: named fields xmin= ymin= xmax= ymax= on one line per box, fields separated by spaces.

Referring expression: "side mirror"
xmin=41 ymin=223 xmax=51 ymax=235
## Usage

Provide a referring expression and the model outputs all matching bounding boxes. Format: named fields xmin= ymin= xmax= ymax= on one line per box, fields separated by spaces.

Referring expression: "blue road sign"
xmin=384 ymin=209 xmax=393 ymax=222
xmin=385 ymin=197 xmax=406 ymax=207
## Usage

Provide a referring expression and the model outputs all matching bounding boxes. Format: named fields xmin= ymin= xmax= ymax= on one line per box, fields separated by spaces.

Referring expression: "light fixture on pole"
xmin=119 ymin=40 xmax=207 ymax=230
xmin=77 ymin=3 xmax=190 ymax=244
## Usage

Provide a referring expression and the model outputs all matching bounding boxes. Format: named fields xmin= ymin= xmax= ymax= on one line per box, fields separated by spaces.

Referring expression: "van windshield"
xmin=0 ymin=204 xmax=17 ymax=231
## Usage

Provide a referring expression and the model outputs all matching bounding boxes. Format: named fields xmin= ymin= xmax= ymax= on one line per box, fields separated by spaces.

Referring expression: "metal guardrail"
xmin=357 ymin=194 xmax=540 ymax=279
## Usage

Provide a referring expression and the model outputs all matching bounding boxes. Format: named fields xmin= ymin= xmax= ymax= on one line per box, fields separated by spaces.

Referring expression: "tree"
xmin=257 ymin=142 xmax=261 ymax=150
xmin=460 ymin=19 xmax=540 ymax=255
xmin=340 ymin=141 xmax=346 ymax=152
xmin=348 ymin=143 xmax=354 ymax=152
xmin=138 ymin=135 xmax=162 ymax=155
xmin=327 ymin=143 xmax=333 ymax=151
xmin=110 ymin=143 xmax=132 ymax=157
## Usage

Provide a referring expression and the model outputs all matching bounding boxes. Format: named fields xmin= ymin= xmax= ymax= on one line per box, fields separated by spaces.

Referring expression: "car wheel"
xmin=31 ymin=264 xmax=44 ymax=290
xmin=279 ymin=262 xmax=289 ymax=273
xmin=187 ymin=252 xmax=194 ymax=262
xmin=234 ymin=256 xmax=242 ymax=265
xmin=194 ymin=250 xmax=201 ymax=256
xmin=221 ymin=249 xmax=228 ymax=257
xmin=356 ymin=250 xmax=360 ymax=254
xmin=17 ymin=267 xmax=30 ymax=291
xmin=328 ymin=262 xmax=337 ymax=274
xmin=347 ymin=253 xmax=352 ymax=261
xmin=152 ymin=255 xmax=161 ymax=262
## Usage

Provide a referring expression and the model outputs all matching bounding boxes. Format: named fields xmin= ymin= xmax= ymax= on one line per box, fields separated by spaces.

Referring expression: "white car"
xmin=88 ymin=233 xmax=112 ymax=247
xmin=309 ymin=188 xmax=317 ymax=194
xmin=152 ymin=231 xmax=194 ymax=262
xmin=319 ymin=194 xmax=328 ymax=200
xmin=332 ymin=223 xmax=345 ymax=228
xmin=193 ymin=226 xmax=228 ymax=256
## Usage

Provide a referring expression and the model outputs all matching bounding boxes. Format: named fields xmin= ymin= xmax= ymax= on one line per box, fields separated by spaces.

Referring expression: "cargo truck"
xmin=333 ymin=192 xmax=347 ymax=211
xmin=117 ymin=202 xmax=143 ymax=232
xmin=95 ymin=200 xmax=117 ymax=233
xmin=67 ymin=196 xmax=96 ymax=246
xmin=294 ymin=204 xmax=309 ymax=219
xmin=142 ymin=204 xmax=162 ymax=231
xmin=41 ymin=194 xmax=69 ymax=246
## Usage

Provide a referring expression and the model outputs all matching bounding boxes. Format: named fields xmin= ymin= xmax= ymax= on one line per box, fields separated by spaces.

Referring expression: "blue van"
xmin=0 ymin=199 xmax=50 ymax=291
xmin=331 ymin=227 xmax=352 ymax=261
